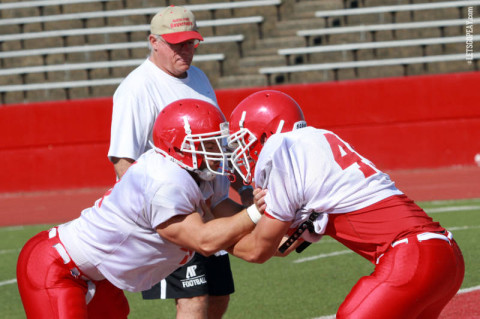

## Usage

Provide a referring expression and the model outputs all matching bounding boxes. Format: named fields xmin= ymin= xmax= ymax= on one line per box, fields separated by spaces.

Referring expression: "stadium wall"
xmin=1 ymin=71 xmax=479 ymax=193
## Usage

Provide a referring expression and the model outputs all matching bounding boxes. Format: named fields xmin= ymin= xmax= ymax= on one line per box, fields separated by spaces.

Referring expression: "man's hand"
xmin=252 ymin=188 xmax=267 ymax=214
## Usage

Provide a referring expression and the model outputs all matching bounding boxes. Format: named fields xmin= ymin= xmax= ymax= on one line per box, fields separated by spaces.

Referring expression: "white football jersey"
xmin=255 ymin=127 xmax=403 ymax=234
xmin=59 ymin=150 xmax=227 ymax=292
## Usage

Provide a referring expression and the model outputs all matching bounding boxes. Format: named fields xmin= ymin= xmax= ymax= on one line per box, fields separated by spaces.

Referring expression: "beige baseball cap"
xmin=150 ymin=5 xmax=204 ymax=44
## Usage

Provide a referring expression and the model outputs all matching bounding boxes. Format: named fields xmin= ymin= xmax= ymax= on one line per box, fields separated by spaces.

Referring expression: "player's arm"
xmin=156 ymin=202 xmax=262 ymax=257
xmin=111 ymin=157 xmax=135 ymax=179
xmin=227 ymin=215 xmax=291 ymax=263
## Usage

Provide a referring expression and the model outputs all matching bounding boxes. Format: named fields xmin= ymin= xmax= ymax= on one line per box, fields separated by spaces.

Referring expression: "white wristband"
xmin=246 ymin=204 xmax=262 ymax=224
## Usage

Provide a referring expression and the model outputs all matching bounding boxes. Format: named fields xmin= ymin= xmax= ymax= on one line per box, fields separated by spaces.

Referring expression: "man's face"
xmin=200 ymin=141 xmax=222 ymax=172
xmin=150 ymin=35 xmax=197 ymax=78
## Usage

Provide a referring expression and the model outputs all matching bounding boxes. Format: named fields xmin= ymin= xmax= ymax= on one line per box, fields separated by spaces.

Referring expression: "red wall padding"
xmin=2 ymin=72 xmax=479 ymax=192
xmin=1 ymin=98 xmax=114 ymax=192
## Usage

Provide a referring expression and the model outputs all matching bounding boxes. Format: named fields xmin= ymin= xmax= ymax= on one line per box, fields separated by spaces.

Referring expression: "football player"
xmin=17 ymin=99 xmax=264 ymax=318
xmin=226 ymin=90 xmax=464 ymax=318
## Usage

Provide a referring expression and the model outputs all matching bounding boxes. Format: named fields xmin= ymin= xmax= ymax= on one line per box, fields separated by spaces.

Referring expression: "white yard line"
xmin=0 ymin=249 xmax=19 ymax=254
xmin=0 ymin=279 xmax=17 ymax=287
xmin=293 ymin=250 xmax=353 ymax=263
xmin=448 ymin=225 xmax=480 ymax=231
xmin=458 ymin=284 xmax=480 ymax=294
xmin=425 ymin=205 xmax=480 ymax=214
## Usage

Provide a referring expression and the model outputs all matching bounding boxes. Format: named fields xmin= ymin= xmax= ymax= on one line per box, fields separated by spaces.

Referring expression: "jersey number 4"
xmin=325 ymin=133 xmax=376 ymax=178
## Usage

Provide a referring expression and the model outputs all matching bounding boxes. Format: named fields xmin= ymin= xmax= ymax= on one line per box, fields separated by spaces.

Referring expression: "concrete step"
xmin=237 ymin=54 xmax=285 ymax=71
xmin=216 ymin=74 xmax=267 ymax=89
xmin=245 ymin=35 xmax=306 ymax=57
xmin=292 ymin=0 xmax=343 ymax=18
xmin=258 ymin=35 xmax=306 ymax=49
xmin=275 ymin=18 xmax=326 ymax=37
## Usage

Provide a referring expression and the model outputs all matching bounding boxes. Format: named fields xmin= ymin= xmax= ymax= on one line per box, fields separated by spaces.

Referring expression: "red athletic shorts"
xmin=17 ymin=230 xmax=130 ymax=319
xmin=337 ymin=232 xmax=464 ymax=318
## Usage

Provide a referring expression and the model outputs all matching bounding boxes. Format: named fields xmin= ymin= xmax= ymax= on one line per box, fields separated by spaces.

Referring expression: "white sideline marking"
xmin=0 ymin=249 xmax=19 ymax=254
xmin=1 ymin=226 xmax=25 ymax=231
xmin=425 ymin=205 xmax=480 ymax=214
xmin=458 ymin=284 xmax=480 ymax=294
xmin=293 ymin=250 xmax=353 ymax=263
xmin=448 ymin=225 xmax=480 ymax=231
xmin=311 ymin=286 xmax=480 ymax=319
xmin=0 ymin=279 xmax=17 ymax=287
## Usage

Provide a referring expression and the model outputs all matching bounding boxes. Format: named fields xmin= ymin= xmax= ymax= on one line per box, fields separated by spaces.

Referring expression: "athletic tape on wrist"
xmin=246 ymin=204 xmax=262 ymax=224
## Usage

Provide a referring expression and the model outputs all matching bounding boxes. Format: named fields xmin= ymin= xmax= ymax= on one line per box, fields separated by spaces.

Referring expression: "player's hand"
xmin=253 ymin=188 xmax=267 ymax=214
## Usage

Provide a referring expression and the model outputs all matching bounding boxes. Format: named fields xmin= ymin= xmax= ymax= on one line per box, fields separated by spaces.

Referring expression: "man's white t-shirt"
xmin=107 ymin=57 xmax=230 ymax=262
xmin=59 ymin=150 xmax=229 ymax=292
xmin=108 ymin=58 xmax=218 ymax=161
xmin=254 ymin=127 xmax=403 ymax=234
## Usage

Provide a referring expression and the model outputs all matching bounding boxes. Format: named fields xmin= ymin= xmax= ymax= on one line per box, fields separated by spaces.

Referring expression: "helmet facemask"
xmin=181 ymin=120 xmax=231 ymax=181
xmin=228 ymin=125 xmax=257 ymax=184
xmin=152 ymin=118 xmax=232 ymax=181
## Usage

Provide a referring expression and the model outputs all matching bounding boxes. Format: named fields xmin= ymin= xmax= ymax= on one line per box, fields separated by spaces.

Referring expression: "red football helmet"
xmin=152 ymin=99 xmax=230 ymax=180
xmin=228 ymin=90 xmax=307 ymax=184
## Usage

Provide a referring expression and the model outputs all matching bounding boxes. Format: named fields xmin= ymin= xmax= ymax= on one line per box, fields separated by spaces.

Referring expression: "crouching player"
xmin=16 ymin=99 xmax=265 ymax=318
xmin=226 ymin=90 xmax=464 ymax=319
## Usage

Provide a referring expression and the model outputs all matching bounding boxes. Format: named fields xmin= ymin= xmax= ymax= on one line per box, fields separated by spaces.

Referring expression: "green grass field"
xmin=2 ymin=198 xmax=479 ymax=318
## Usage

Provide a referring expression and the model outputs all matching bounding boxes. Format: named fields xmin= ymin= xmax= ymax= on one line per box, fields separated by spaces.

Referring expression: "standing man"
xmin=107 ymin=6 xmax=250 ymax=318
xmin=226 ymin=90 xmax=465 ymax=318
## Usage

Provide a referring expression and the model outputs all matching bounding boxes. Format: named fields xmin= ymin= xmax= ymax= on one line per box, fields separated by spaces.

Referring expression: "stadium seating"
xmin=0 ymin=0 xmax=282 ymax=103
xmin=0 ymin=0 xmax=281 ymax=29
xmin=259 ymin=0 xmax=479 ymax=85
xmin=313 ymin=0 xmax=479 ymax=27
xmin=297 ymin=18 xmax=480 ymax=45
xmin=0 ymin=0 xmax=112 ymax=13
xmin=279 ymin=35 xmax=480 ymax=64
xmin=260 ymin=52 xmax=480 ymax=84
xmin=0 ymin=0 xmax=478 ymax=104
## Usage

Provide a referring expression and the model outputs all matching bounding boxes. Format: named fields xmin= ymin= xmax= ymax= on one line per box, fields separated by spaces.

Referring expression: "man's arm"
xmin=111 ymin=157 xmax=135 ymax=179
xmin=156 ymin=205 xmax=260 ymax=257
xmin=227 ymin=216 xmax=291 ymax=263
